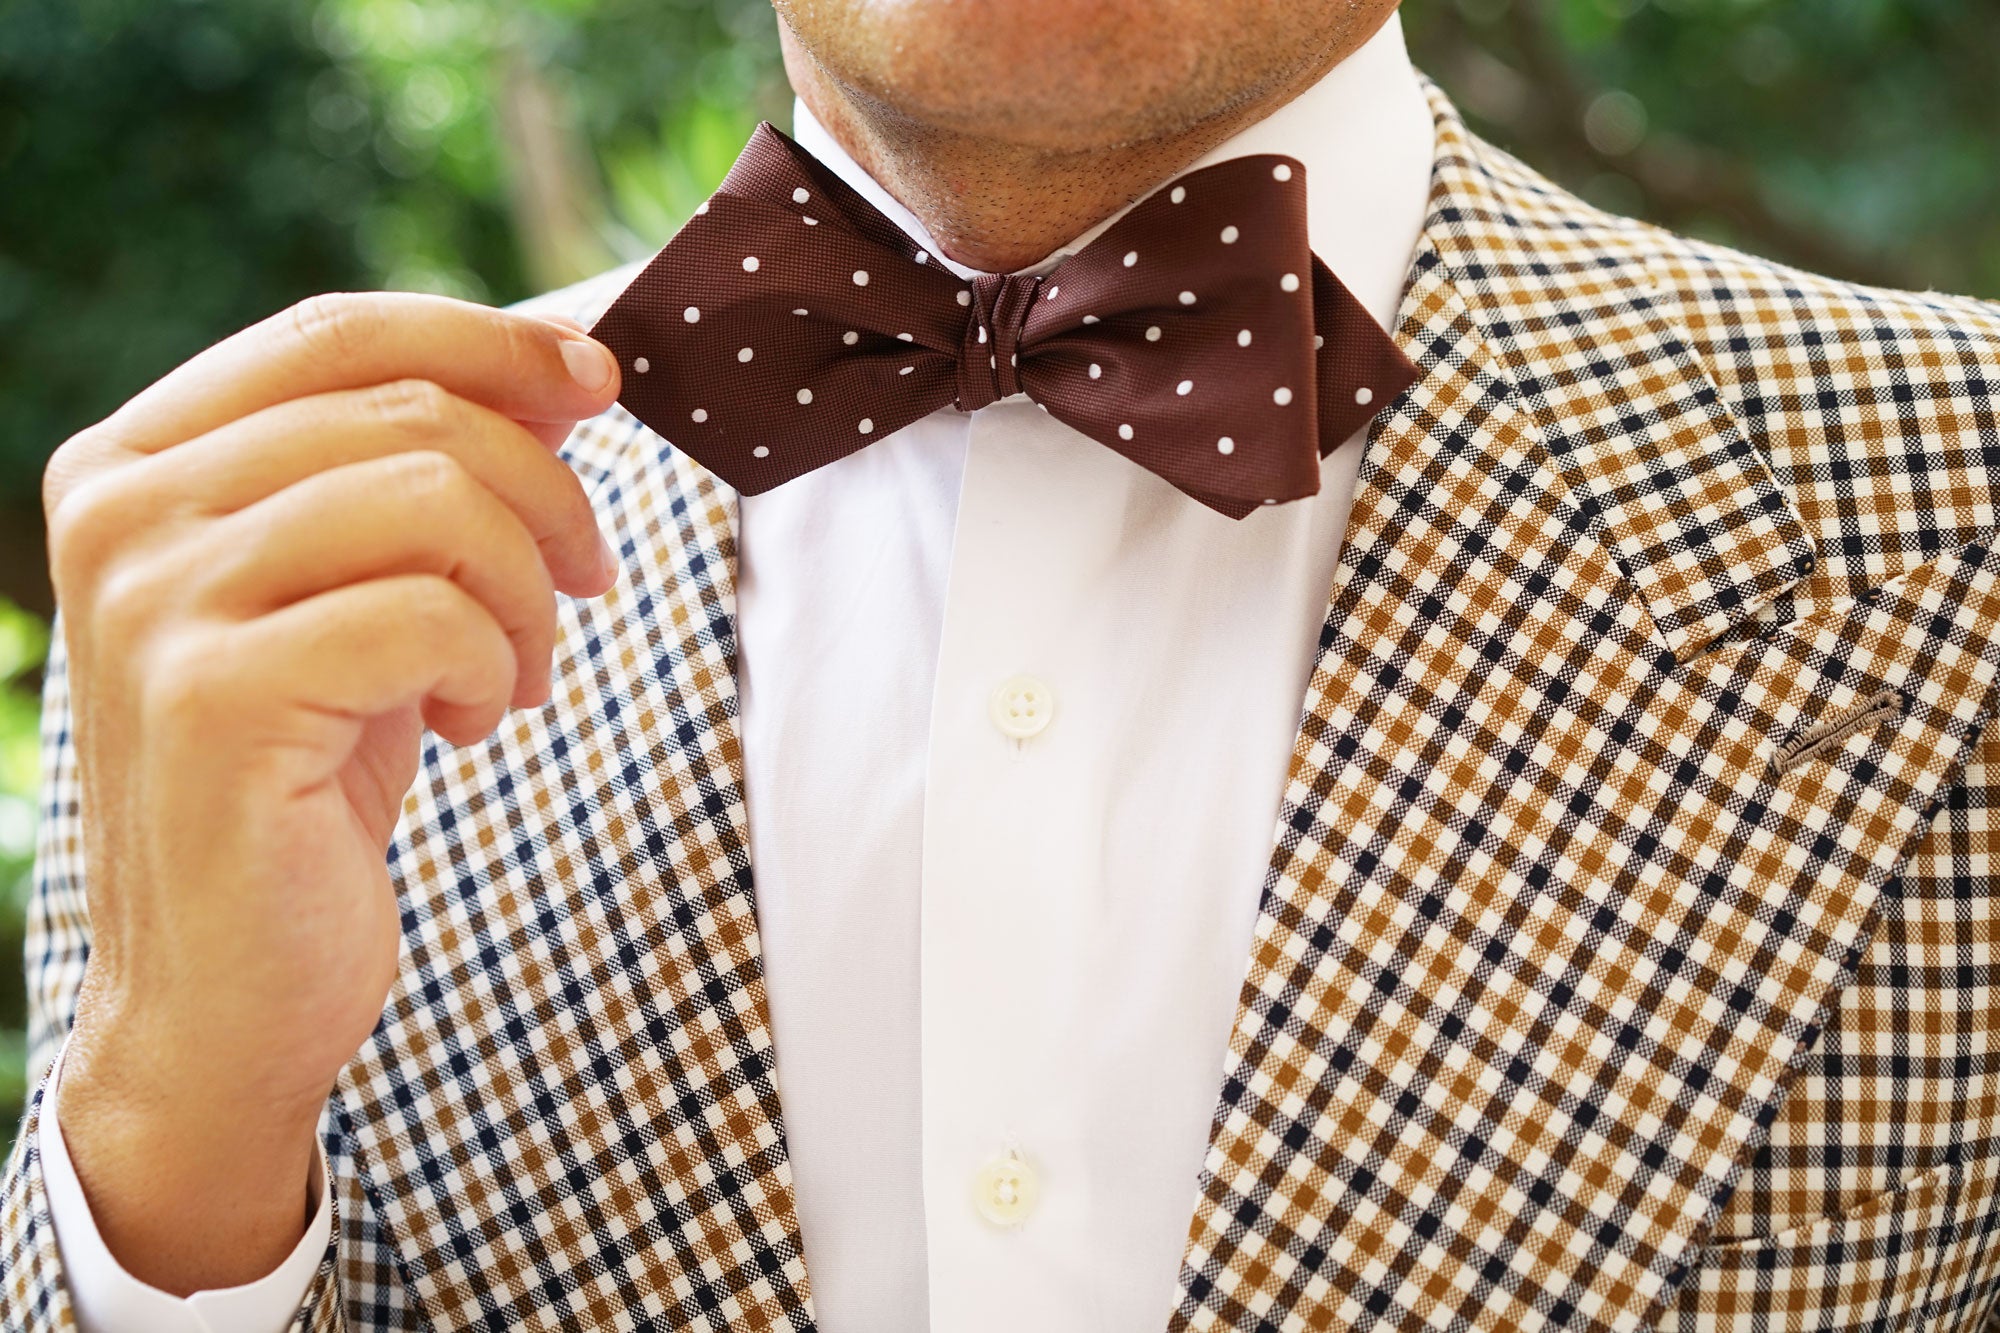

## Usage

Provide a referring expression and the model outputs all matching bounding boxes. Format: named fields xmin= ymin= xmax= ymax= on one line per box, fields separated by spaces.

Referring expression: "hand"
xmin=41 ymin=292 xmax=623 ymax=1293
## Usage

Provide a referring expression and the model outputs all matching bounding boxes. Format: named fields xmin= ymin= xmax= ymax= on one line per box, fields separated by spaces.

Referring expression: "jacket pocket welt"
xmin=1658 ymin=1154 xmax=2000 ymax=1332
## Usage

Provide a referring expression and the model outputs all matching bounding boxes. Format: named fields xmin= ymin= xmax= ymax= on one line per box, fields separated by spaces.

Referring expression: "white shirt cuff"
xmin=36 ymin=1037 xmax=333 ymax=1333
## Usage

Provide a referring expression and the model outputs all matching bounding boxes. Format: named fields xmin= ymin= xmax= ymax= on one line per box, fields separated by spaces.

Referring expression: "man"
xmin=6 ymin=0 xmax=2000 ymax=1328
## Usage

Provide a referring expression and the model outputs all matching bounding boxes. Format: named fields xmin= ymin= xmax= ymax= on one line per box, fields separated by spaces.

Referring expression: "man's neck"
xmin=778 ymin=15 xmax=1397 ymax=274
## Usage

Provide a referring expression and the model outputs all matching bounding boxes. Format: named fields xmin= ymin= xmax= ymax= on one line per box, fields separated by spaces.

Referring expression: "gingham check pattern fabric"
xmin=9 ymin=78 xmax=2000 ymax=1333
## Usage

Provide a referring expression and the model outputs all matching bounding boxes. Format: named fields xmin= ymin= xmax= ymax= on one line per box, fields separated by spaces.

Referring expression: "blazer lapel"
xmin=335 ymin=418 xmax=814 ymax=1331
xmin=1175 ymin=84 xmax=2000 ymax=1333
xmin=1434 ymin=130 xmax=1814 ymax=663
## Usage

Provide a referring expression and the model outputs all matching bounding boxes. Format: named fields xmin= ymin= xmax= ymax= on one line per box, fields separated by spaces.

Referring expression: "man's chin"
xmin=772 ymin=0 xmax=1344 ymax=155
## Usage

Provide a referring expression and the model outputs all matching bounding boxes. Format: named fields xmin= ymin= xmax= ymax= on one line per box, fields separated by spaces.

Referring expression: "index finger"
xmin=97 ymin=292 xmax=624 ymax=457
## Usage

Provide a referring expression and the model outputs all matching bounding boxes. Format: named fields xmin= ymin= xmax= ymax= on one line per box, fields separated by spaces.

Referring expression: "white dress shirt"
xmin=37 ymin=13 xmax=1435 ymax=1329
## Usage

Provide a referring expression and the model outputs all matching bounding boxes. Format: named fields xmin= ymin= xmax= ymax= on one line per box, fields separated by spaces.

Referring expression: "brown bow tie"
xmin=590 ymin=122 xmax=1419 ymax=519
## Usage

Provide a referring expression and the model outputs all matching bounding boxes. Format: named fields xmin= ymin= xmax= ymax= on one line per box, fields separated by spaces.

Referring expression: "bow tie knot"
xmin=957 ymin=272 xmax=1042 ymax=411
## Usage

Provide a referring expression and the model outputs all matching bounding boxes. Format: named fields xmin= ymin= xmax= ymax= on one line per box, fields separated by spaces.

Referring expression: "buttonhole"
xmin=1770 ymin=686 xmax=1908 ymax=778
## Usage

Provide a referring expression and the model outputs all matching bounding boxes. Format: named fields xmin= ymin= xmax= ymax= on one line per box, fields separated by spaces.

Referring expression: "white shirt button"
xmin=989 ymin=675 xmax=1054 ymax=740
xmin=973 ymin=1149 xmax=1040 ymax=1227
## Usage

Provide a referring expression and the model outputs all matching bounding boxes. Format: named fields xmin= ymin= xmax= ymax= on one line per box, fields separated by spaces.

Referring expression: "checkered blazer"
xmin=9 ymin=77 xmax=2000 ymax=1332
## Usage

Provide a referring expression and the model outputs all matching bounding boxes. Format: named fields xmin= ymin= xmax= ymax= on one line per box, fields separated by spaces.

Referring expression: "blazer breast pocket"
xmin=1656 ymin=1154 xmax=2000 ymax=1332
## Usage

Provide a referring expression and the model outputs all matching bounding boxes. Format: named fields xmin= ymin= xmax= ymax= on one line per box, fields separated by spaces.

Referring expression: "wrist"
xmin=56 ymin=1019 xmax=327 ymax=1295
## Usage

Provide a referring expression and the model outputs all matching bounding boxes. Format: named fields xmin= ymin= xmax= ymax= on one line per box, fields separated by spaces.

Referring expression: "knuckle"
xmin=365 ymin=377 xmax=458 ymax=439
xmin=387 ymin=447 xmax=475 ymax=507
xmin=93 ymin=561 xmax=169 ymax=639
xmin=41 ymin=428 xmax=104 ymax=525
xmin=406 ymin=578 xmax=508 ymax=686
xmin=494 ymin=314 xmax=552 ymax=383
xmin=284 ymin=292 xmax=377 ymax=364
xmin=141 ymin=631 xmax=232 ymax=728
xmin=402 ymin=573 xmax=472 ymax=636
xmin=46 ymin=470 xmax=142 ymax=596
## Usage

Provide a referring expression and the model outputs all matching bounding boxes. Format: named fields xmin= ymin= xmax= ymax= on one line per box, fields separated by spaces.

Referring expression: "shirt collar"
xmin=787 ymin=10 xmax=1437 ymax=333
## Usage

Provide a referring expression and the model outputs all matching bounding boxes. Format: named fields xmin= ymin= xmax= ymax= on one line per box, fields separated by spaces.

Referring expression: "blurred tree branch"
xmin=493 ymin=42 xmax=614 ymax=291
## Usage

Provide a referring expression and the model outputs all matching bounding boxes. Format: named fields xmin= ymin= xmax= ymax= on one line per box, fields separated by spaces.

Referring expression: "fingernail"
xmin=561 ymin=338 xmax=616 ymax=393
xmin=597 ymin=530 xmax=621 ymax=581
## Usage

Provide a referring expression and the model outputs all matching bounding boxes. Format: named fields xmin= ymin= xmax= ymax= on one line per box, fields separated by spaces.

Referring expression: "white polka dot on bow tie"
xmin=634 ymin=356 xmax=650 ymax=373
xmin=1217 ymin=436 xmax=1234 ymax=454
xmin=792 ymin=187 xmax=809 ymax=204
xmin=859 ymin=418 xmax=873 ymax=433
xmin=793 ymin=308 xmax=808 ymax=316
xmin=1280 ymin=273 xmax=1300 ymax=293
xmin=742 ymin=256 xmax=760 ymax=272
xmin=899 ymin=366 xmax=914 ymax=375
xmin=977 ymin=326 xmax=988 ymax=344
xmin=1272 ymin=163 xmax=1292 ymax=181
xmin=956 ymin=290 xmax=971 ymax=306
xmin=1237 ymin=330 xmax=1252 ymax=347
xmin=753 ymin=444 xmax=769 ymax=457
xmin=737 ymin=347 xmax=754 ymax=362
xmin=853 ymin=269 xmax=869 ymax=286
xmin=843 ymin=330 xmax=859 ymax=345
xmin=915 ymin=250 xmax=929 ymax=264
xmin=802 ymin=216 xmax=818 ymax=226
xmin=1314 ymin=334 xmax=1324 ymax=349
xmin=1178 ymin=291 xmax=1196 ymax=305
xmin=695 ymin=200 xmax=710 ymax=214
xmin=691 ymin=407 xmax=707 ymax=422
xmin=1356 ymin=386 xmax=1375 ymax=405
xmin=796 ymin=388 xmax=813 ymax=404
xmin=1082 ymin=314 xmax=1099 ymax=324
xmin=1046 ymin=285 xmax=1060 ymax=300
xmin=1220 ymin=225 xmax=1239 ymax=244
xmin=1273 ymin=386 xmax=1293 ymax=406
xmin=989 ymin=354 xmax=996 ymax=369
xmin=684 ymin=306 xmax=701 ymax=323
xmin=1088 ymin=363 xmax=1102 ymax=379
xmin=1123 ymin=251 xmax=1138 ymax=267
xmin=1118 ymin=423 xmax=1134 ymax=440
xmin=1175 ymin=380 xmax=1193 ymax=395
xmin=897 ymin=332 xmax=913 ymax=341
xmin=1010 ymin=352 xmax=1017 ymax=366
xmin=1170 ymin=185 xmax=1186 ymax=204
xmin=1145 ymin=326 xmax=1161 ymax=341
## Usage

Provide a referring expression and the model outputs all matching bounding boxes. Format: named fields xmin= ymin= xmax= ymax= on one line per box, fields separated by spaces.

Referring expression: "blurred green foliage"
xmin=2 ymin=0 xmax=1997 ymax=1150
xmin=1404 ymin=0 xmax=2000 ymax=297
xmin=0 ymin=599 xmax=48 ymax=1156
